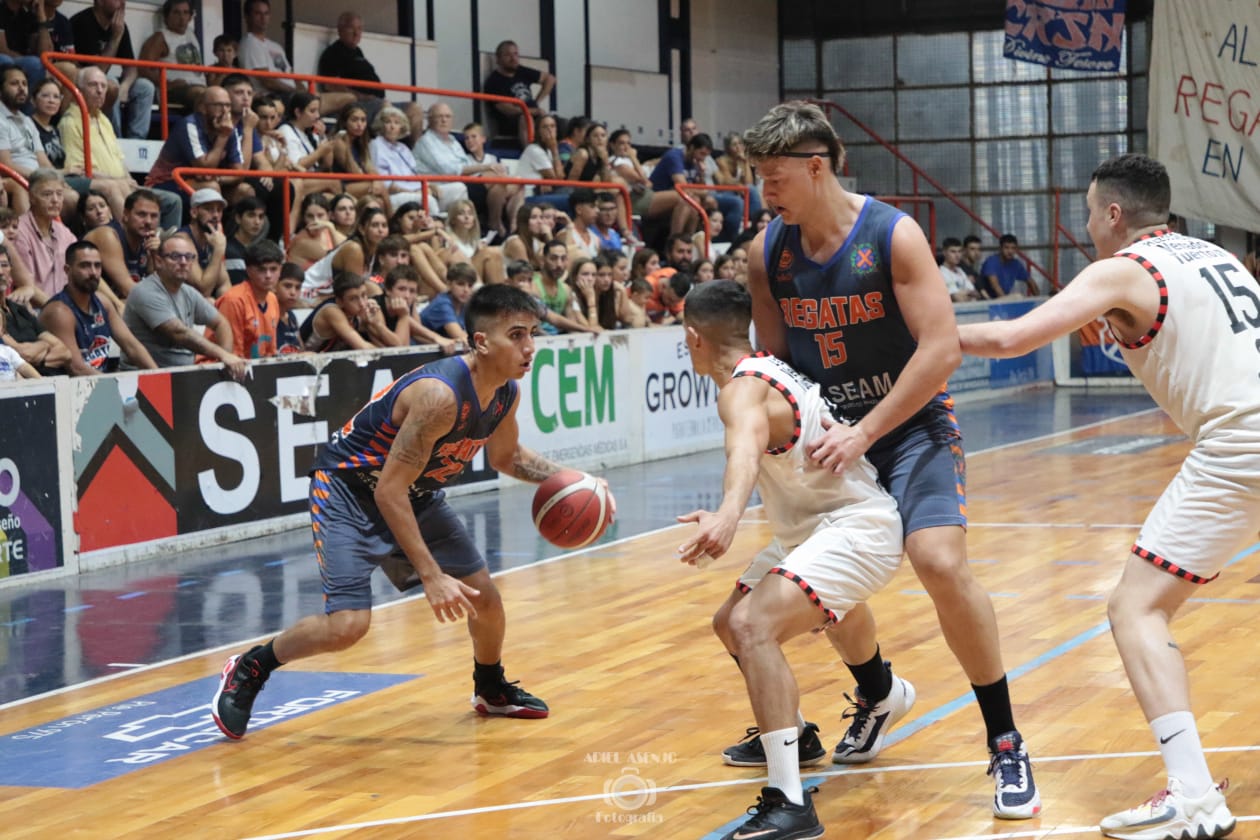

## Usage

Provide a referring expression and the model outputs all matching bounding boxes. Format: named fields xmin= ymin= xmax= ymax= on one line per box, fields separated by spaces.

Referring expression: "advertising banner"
xmin=0 ymin=387 xmax=63 ymax=578
xmin=1150 ymin=0 xmax=1260 ymax=230
xmin=515 ymin=333 xmax=639 ymax=470
xmin=637 ymin=326 xmax=723 ymax=458
xmin=1004 ymin=0 xmax=1126 ymax=71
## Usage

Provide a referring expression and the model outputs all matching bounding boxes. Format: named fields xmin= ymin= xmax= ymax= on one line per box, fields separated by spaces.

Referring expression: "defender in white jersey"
xmin=960 ymin=153 xmax=1255 ymax=840
xmin=677 ymin=281 xmax=904 ymax=840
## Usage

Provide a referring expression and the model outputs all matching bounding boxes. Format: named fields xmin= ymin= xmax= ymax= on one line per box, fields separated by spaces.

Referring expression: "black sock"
xmin=972 ymin=676 xmax=1017 ymax=746
xmin=249 ymin=640 xmax=281 ymax=674
xmin=474 ymin=659 xmax=504 ymax=688
xmin=845 ymin=648 xmax=892 ymax=703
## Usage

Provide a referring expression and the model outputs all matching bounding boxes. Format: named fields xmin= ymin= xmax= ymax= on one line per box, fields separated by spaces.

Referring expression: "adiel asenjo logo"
xmin=587 ymin=748 xmax=674 ymax=825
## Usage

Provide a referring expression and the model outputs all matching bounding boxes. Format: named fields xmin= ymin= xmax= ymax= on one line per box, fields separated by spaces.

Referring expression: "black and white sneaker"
xmin=722 ymin=722 xmax=827 ymax=767
xmin=988 ymin=730 xmax=1042 ymax=819
xmin=720 ymin=786 xmax=824 ymax=840
xmin=471 ymin=679 xmax=550 ymax=719
xmin=832 ymin=668 xmax=916 ymax=763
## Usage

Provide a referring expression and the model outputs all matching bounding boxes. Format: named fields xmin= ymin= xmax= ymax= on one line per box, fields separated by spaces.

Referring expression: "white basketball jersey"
xmin=732 ymin=353 xmax=901 ymax=551
xmin=1114 ymin=232 xmax=1260 ymax=441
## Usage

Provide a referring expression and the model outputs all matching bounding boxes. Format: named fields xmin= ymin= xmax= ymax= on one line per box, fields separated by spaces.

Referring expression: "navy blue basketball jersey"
xmin=49 ymin=289 xmax=113 ymax=371
xmin=763 ymin=196 xmax=947 ymax=426
xmin=313 ymin=355 xmax=518 ymax=497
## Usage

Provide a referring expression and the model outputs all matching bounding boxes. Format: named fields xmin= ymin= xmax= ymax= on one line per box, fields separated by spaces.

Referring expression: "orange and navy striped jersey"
xmin=313 ymin=355 xmax=518 ymax=496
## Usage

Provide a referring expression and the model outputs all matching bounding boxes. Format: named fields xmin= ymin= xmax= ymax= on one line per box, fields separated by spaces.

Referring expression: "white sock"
xmin=760 ymin=727 xmax=804 ymax=805
xmin=796 ymin=710 xmax=807 ymax=732
xmin=1151 ymin=711 xmax=1214 ymax=798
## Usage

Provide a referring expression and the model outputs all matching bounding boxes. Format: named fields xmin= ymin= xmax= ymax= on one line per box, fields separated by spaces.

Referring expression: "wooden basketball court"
xmin=1 ymin=407 xmax=1256 ymax=839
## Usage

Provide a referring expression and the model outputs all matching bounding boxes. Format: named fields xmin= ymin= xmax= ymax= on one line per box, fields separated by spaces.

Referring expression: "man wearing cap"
xmin=145 ymin=85 xmax=242 ymax=201
xmin=122 ymin=230 xmax=247 ymax=379
xmin=178 ymin=188 xmax=230 ymax=299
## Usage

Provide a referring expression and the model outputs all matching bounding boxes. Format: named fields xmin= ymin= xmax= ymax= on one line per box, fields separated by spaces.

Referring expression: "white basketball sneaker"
xmin=1100 ymin=777 xmax=1235 ymax=840
xmin=831 ymin=669 xmax=916 ymax=764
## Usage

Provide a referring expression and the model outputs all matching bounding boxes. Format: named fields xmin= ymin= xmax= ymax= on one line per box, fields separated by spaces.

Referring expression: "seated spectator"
xmin=274 ymin=261 xmax=303 ymax=353
xmin=413 ymin=101 xmax=484 ymax=214
xmin=590 ymin=192 xmax=622 ymax=253
xmin=980 ymin=233 xmax=1038 ymax=298
xmin=224 ymin=195 xmax=267 ymax=286
xmin=301 ymin=204 xmax=388 ymax=302
xmin=330 ymin=102 xmax=391 ymax=205
xmin=299 ymin=270 xmax=397 ymax=351
xmin=207 ymin=34 xmax=239 ymax=88
xmin=286 ymin=192 xmax=344 ymax=268
xmin=592 ymin=255 xmax=635 ymax=330
xmin=563 ymin=256 xmax=602 ymax=331
xmin=11 ymin=168 xmax=77 ymax=305
xmin=0 ymin=66 xmax=76 ymax=216
xmin=58 ymin=67 xmax=181 ymax=228
xmin=566 ymin=122 xmax=612 ymax=187
xmin=462 ymin=120 xmax=522 ymax=239
xmin=939 ymin=236 xmax=980 ymax=302
xmin=563 ymin=188 xmax=602 ymax=260
xmin=483 ymin=39 xmax=555 ymax=147
xmin=369 ymin=105 xmax=433 ymax=214
xmin=251 ymin=92 xmax=288 ymax=171
xmin=276 ymin=91 xmax=336 ymax=176
xmin=691 ymin=257 xmax=714 ymax=284
xmin=214 ymin=239 xmax=283 ymax=358
xmin=502 ymin=202 xmax=548 ymax=270
xmin=714 ymin=251 xmax=737 ymax=281
xmin=650 ymin=232 xmax=695 ymax=281
xmin=379 ymin=263 xmax=457 ymax=352
xmin=533 ymin=238 xmax=570 ymax=318
xmin=727 ymin=245 xmax=749 ymax=284
xmin=961 ymin=234 xmax=983 ymax=281
xmin=601 ymin=246 xmax=630 ymax=287
xmin=649 ymin=132 xmax=718 ymax=236
xmin=0 ymin=338 xmax=36 ymax=379
xmin=644 ymin=270 xmax=690 ymax=325
xmin=146 ymin=85 xmax=243 ymax=197
xmin=692 ymin=208 xmax=723 ymax=260
xmin=609 ymin=128 xmax=691 ymax=235
xmin=507 ymin=257 xmax=593 ymax=335
xmin=678 ymin=119 xmax=743 ymax=242
xmin=85 ymin=187 xmax=162 ymax=299
xmin=729 ymin=206 xmax=772 ymax=252
xmin=516 ymin=113 xmax=568 ymax=211
xmin=76 ymin=189 xmax=114 ymax=235
xmin=386 ymin=201 xmax=449 ymax=296
xmin=715 ymin=131 xmax=762 ymax=216
xmin=329 ymin=191 xmax=357 ymax=237
xmin=419 ymin=262 xmax=476 ymax=341
xmin=0 ymin=208 xmax=34 ymax=301
xmin=39 ymin=239 xmax=155 ymax=374
xmin=442 ymin=198 xmax=505 ymax=283
xmin=624 ymin=277 xmax=652 ymax=327
xmin=240 ymin=0 xmax=353 ymax=115
xmin=0 ymin=0 xmax=72 ymax=88
xmin=70 ymin=0 xmax=155 ymax=139
xmin=629 ymin=247 xmax=660 ymax=284
xmin=138 ymin=0 xmax=206 ymax=110
xmin=0 ymin=245 xmax=70 ymax=372
xmin=557 ymin=115 xmax=588 ymax=172
xmin=121 ymin=231 xmax=247 ymax=377
xmin=318 ymin=12 xmax=425 ymax=141
xmin=177 ymin=188 xmax=230 ymax=298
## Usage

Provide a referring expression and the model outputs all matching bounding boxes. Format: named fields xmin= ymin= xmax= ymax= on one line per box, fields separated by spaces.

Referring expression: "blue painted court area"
xmin=1 ymin=671 xmax=417 ymax=788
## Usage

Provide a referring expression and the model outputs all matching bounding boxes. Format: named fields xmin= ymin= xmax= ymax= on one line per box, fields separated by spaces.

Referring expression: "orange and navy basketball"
xmin=532 ymin=470 xmax=613 ymax=549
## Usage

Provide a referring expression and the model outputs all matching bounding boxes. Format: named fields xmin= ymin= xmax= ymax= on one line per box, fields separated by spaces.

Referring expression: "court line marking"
xmin=234 ymin=745 xmax=1260 ymax=840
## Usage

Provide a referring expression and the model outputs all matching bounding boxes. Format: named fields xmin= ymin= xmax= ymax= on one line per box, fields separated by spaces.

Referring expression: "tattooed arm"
xmin=374 ymin=379 xmax=479 ymax=623
xmin=486 ymin=390 xmax=565 ymax=483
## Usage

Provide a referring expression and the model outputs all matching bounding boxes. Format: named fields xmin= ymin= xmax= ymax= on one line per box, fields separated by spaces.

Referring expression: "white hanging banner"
xmin=1149 ymin=0 xmax=1260 ymax=230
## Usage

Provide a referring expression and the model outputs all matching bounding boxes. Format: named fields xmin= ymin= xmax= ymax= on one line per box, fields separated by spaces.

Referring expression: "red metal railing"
xmin=170 ymin=168 xmax=633 ymax=247
xmin=0 ymin=163 xmax=28 ymax=190
xmin=812 ymin=98 xmax=1058 ymax=292
xmin=875 ymin=196 xmax=937 ymax=253
xmin=671 ymin=183 xmax=751 ymax=255
xmin=41 ymin=52 xmax=534 ymax=181
xmin=1052 ymin=190 xmax=1094 ymax=285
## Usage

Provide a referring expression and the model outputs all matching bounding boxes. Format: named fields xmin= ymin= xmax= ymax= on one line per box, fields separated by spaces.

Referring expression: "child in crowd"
xmin=275 ymin=263 xmax=305 ymax=354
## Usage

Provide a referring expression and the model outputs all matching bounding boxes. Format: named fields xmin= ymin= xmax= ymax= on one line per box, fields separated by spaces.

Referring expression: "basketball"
xmin=532 ymin=470 xmax=613 ymax=549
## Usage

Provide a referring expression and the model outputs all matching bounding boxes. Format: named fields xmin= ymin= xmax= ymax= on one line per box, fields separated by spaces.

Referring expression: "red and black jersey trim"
xmin=733 ymin=352 xmax=802 ymax=455
xmin=1117 ymin=252 xmax=1168 ymax=349
xmin=770 ymin=567 xmax=838 ymax=624
xmin=1131 ymin=544 xmax=1219 ymax=585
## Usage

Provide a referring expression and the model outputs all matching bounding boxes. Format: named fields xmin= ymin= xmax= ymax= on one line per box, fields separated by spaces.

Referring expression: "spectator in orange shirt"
xmin=215 ymin=239 xmax=283 ymax=358
xmin=644 ymin=269 xmax=691 ymax=325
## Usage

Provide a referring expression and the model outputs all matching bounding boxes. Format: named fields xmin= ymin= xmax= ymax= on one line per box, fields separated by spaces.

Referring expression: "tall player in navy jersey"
xmin=961 ymin=154 xmax=1250 ymax=840
xmin=742 ymin=102 xmax=1040 ymax=819
xmin=213 ymin=284 xmax=610 ymax=740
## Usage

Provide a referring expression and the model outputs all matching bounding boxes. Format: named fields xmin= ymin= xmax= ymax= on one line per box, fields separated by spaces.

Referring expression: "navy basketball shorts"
xmin=310 ymin=470 xmax=487 ymax=613
xmin=865 ymin=408 xmax=967 ymax=537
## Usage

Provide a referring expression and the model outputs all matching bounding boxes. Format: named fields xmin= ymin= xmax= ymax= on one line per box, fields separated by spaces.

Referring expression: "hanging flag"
xmin=1003 ymin=0 xmax=1127 ymax=72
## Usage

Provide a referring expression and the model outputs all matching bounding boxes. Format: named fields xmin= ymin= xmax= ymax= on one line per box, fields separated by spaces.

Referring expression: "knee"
xmin=328 ymin=611 xmax=371 ymax=649
xmin=469 ymin=580 xmax=503 ymax=615
xmin=132 ymin=77 xmax=156 ymax=99
xmin=908 ymin=548 xmax=970 ymax=591
xmin=727 ymin=604 xmax=769 ymax=653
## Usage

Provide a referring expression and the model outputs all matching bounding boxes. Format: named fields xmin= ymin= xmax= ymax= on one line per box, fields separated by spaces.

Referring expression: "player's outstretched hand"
xmin=806 ymin=414 xmax=872 ymax=474
xmin=675 ymin=508 xmax=738 ymax=567
xmin=423 ymin=573 xmax=480 ymax=623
